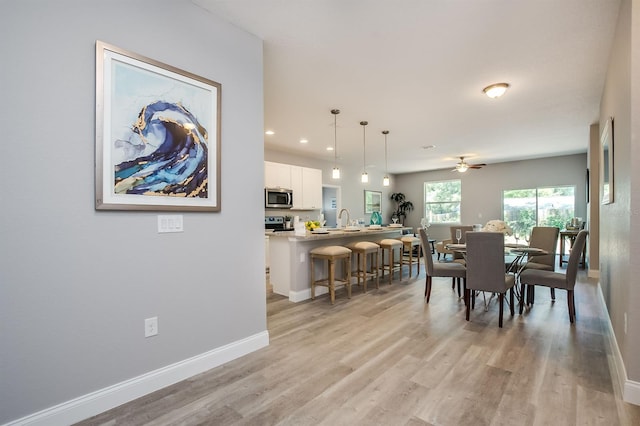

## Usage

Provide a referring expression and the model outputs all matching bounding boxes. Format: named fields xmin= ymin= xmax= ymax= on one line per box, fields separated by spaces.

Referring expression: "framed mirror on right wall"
xmin=600 ymin=117 xmax=614 ymax=205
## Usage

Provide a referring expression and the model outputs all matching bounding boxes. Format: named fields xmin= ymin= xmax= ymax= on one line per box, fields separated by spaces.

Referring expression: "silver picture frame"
xmin=95 ymin=41 xmax=221 ymax=211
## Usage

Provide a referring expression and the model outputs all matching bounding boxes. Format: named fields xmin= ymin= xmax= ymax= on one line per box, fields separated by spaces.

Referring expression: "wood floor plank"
xmin=76 ymin=261 xmax=640 ymax=426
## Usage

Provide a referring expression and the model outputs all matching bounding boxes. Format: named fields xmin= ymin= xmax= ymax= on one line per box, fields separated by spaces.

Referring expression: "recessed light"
xmin=422 ymin=145 xmax=436 ymax=149
xmin=265 ymin=130 xmax=275 ymax=135
xmin=483 ymin=83 xmax=509 ymax=98
xmin=326 ymin=146 xmax=334 ymax=151
xmin=299 ymin=139 xmax=308 ymax=144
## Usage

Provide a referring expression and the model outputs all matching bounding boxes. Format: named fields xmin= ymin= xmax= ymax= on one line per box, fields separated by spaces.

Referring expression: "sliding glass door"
xmin=503 ymin=186 xmax=575 ymax=243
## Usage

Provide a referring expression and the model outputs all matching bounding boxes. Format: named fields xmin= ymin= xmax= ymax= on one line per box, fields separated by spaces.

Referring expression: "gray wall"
xmin=394 ymin=154 xmax=588 ymax=242
xmin=0 ymin=0 xmax=266 ymax=423
xmin=599 ymin=0 xmax=640 ymax=383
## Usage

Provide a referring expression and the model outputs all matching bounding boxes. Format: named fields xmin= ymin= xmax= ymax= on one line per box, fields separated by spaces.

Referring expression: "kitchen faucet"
xmin=337 ymin=208 xmax=350 ymax=228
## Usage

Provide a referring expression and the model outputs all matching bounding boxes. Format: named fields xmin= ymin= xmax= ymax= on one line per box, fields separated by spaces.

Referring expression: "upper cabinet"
xmin=265 ymin=162 xmax=322 ymax=210
xmin=290 ymin=166 xmax=322 ymax=210
xmin=264 ymin=161 xmax=292 ymax=189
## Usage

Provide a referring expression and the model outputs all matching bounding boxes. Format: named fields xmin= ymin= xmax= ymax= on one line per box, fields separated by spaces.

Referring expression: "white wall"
xmin=0 ymin=0 xmax=266 ymax=423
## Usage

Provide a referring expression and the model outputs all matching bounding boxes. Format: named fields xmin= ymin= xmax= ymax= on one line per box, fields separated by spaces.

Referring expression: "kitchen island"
xmin=267 ymin=227 xmax=409 ymax=302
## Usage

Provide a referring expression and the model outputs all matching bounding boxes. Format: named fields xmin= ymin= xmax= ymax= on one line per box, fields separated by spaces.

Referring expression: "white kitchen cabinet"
xmin=290 ymin=165 xmax=322 ymax=210
xmin=301 ymin=167 xmax=322 ymax=209
xmin=265 ymin=162 xmax=322 ymax=210
xmin=264 ymin=161 xmax=292 ymax=189
xmin=290 ymin=165 xmax=304 ymax=209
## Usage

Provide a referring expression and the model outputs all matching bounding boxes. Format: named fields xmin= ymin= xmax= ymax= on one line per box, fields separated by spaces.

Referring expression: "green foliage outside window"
xmin=424 ymin=180 xmax=461 ymax=223
xmin=503 ymin=186 xmax=575 ymax=240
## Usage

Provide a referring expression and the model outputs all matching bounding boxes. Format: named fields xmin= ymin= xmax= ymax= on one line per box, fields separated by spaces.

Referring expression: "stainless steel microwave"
xmin=265 ymin=187 xmax=293 ymax=209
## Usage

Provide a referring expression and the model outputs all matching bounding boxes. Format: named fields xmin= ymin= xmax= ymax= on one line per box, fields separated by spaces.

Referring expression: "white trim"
xmin=4 ymin=331 xmax=269 ymax=426
xmin=624 ymin=380 xmax=640 ymax=406
xmin=289 ymin=286 xmax=327 ymax=302
xmin=596 ymin=283 xmax=640 ymax=406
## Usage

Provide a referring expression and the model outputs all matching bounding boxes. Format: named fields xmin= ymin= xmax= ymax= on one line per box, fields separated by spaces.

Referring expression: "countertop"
xmin=265 ymin=226 xmax=410 ymax=240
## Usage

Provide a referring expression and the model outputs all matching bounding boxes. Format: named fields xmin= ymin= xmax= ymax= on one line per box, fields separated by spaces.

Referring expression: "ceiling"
xmin=194 ymin=0 xmax=620 ymax=174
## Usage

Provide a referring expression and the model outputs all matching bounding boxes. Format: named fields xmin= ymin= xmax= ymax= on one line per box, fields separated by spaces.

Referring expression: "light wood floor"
xmin=78 ymin=261 xmax=640 ymax=425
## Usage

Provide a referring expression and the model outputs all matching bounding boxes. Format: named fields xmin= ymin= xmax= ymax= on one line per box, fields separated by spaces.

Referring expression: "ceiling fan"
xmin=452 ymin=156 xmax=486 ymax=173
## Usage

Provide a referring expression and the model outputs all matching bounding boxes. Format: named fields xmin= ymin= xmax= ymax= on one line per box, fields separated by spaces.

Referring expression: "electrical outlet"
xmin=145 ymin=317 xmax=158 ymax=338
xmin=624 ymin=312 xmax=628 ymax=335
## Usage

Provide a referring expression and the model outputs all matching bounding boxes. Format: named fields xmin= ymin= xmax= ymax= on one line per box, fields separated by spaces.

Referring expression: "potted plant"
xmin=390 ymin=192 xmax=414 ymax=225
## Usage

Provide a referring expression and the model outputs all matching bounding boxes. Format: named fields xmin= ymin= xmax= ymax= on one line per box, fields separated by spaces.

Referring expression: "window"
xmin=503 ymin=186 xmax=575 ymax=242
xmin=424 ymin=179 xmax=461 ymax=223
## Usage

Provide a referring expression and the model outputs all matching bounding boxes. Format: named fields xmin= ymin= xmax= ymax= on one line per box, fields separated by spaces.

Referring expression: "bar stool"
xmin=378 ymin=239 xmax=404 ymax=284
xmin=400 ymin=235 xmax=421 ymax=278
xmin=346 ymin=241 xmax=380 ymax=292
xmin=310 ymin=246 xmax=352 ymax=304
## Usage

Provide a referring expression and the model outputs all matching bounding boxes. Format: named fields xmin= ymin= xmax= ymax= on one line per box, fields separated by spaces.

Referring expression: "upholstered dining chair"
xmin=465 ymin=231 xmax=516 ymax=328
xmin=418 ymin=229 xmax=466 ymax=303
xmin=519 ymin=230 xmax=588 ymax=323
xmin=524 ymin=226 xmax=559 ymax=271
xmin=522 ymin=226 xmax=559 ymax=303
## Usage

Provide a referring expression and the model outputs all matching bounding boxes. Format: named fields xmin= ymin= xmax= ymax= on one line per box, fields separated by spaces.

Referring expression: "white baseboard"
xmin=289 ymin=286 xmax=327 ymax=302
xmin=4 ymin=331 xmax=270 ymax=426
xmin=596 ymin=284 xmax=640 ymax=406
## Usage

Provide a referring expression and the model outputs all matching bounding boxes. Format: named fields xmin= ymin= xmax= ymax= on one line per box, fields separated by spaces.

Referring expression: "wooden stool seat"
xmin=400 ymin=235 xmax=421 ymax=278
xmin=310 ymin=245 xmax=352 ymax=304
xmin=346 ymin=241 xmax=380 ymax=292
xmin=378 ymin=239 xmax=404 ymax=284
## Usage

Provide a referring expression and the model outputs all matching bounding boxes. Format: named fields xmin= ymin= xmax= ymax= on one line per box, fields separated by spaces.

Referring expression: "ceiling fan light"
xmin=483 ymin=83 xmax=509 ymax=98
xmin=457 ymin=164 xmax=468 ymax=172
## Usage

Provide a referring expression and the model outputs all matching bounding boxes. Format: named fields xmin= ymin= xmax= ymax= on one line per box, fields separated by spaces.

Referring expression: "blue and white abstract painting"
xmin=97 ymin=41 xmax=220 ymax=210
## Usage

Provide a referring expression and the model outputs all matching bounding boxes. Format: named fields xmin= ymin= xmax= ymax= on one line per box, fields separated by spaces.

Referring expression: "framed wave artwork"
xmin=95 ymin=40 xmax=221 ymax=211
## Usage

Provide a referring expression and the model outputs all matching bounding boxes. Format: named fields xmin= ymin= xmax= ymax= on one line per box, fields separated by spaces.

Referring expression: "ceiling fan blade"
xmin=469 ymin=165 xmax=484 ymax=169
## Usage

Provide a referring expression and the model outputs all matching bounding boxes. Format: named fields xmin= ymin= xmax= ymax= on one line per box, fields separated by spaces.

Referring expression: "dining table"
xmin=445 ymin=242 xmax=548 ymax=308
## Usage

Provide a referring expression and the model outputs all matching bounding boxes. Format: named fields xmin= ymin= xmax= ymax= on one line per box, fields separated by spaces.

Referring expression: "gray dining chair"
xmin=519 ymin=230 xmax=588 ymax=323
xmin=465 ymin=231 xmax=516 ymax=328
xmin=418 ymin=229 xmax=466 ymax=303
xmin=522 ymin=226 xmax=559 ymax=303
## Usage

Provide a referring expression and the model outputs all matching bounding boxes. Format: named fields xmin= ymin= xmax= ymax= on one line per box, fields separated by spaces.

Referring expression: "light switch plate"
xmin=158 ymin=215 xmax=184 ymax=233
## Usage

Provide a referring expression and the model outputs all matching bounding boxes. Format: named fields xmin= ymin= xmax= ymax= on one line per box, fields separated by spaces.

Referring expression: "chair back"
xmin=419 ymin=228 xmax=435 ymax=275
xmin=450 ymin=225 xmax=474 ymax=243
xmin=466 ymin=232 xmax=509 ymax=293
xmin=528 ymin=226 xmax=559 ymax=267
xmin=450 ymin=225 xmax=474 ymax=259
xmin=565 ymin=230 xmax=588 ymax=289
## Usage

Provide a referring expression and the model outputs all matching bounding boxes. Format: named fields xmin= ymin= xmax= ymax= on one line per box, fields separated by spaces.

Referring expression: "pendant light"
xmin=331 ymin=109 xmax=340 ymax=179
xmin=360 ymin=121 xmax=369 ymax=183
xmin=382 ymin=130 xmax=390 ymax=186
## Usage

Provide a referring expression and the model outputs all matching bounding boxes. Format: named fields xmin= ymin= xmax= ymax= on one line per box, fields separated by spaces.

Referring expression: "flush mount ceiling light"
xmin=483 ymin=83 xmax=510 ymax=98
xmin=382 ymin=130 xmax=390 ymax=186
xmin=360 ymin=121 xmax=369 ymax=183
xmin=331 ymin=109 xmax=340 ymax=179
xmin=265 ymin=130 xmax=275 ymax=135
xmin=299 ymin=138 xmax=308 ymax=144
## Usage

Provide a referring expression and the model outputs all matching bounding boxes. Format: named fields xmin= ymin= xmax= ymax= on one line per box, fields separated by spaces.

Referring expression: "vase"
xmin=370 ymin=211 xmax=382 ymax=225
